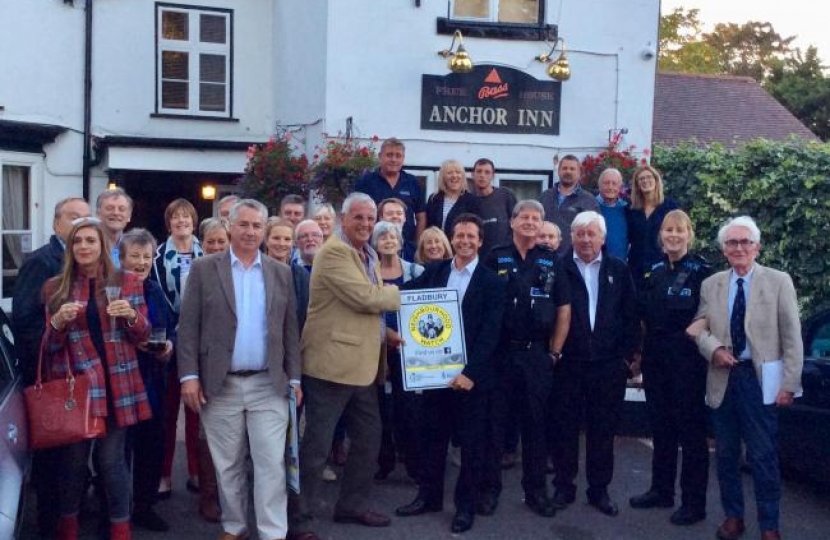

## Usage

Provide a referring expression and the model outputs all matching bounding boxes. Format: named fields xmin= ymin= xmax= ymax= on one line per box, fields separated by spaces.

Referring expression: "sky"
xmin=661 ymin=0 xmax=829 ymax=61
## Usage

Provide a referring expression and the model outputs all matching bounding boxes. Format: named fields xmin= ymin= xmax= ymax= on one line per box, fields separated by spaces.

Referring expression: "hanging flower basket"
xmin=580 ymin=132 xmax=649 ymax=192
xmin=311 ymin=135 xmax=379 ymax=208
xmin=238 ymin=133 xmax=310 ymax=212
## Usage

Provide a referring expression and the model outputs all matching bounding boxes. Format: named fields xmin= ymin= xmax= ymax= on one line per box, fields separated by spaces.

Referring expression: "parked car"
xmin=778 ymin=307 xmax=830 ymax=488
xmin=0 ymin=307 xmax=28 ymax=539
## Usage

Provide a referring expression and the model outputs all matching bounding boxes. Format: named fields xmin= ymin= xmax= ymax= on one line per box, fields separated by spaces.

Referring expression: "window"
xmin=156 ymin=4 xmax=232 ymax=117
xmin=1 ymin=164 xmax=32 ymax=303
xmin=498 ymin=173 xmax=548 ymax=200
xmin=453 ymin=0 xmax=540 ymax=24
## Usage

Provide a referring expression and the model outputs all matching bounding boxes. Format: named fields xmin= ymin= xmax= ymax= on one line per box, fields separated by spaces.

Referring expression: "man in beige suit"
xmin=691 ymin=216 xmax=802 ymax=540
xmin=179 ymin=199 xmax=302 ymax=540
xmin=289 ymin=192 xmax=401 ymax=540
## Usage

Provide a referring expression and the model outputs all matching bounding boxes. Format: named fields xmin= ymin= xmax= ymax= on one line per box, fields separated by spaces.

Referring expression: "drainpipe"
xmin=82 ymin=0 xmax=93 ymax=200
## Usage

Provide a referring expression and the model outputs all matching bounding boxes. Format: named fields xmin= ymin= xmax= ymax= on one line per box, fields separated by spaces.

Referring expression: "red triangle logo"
xmin=484 ymin=68 xmax=502 ymax=84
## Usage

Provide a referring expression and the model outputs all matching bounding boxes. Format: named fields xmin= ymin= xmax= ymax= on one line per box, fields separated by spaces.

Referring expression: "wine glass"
xmin=104 ymin=285 xmax=121 ymax=330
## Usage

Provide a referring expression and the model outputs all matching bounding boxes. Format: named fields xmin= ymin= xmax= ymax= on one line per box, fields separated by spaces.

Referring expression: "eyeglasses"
xmin=297 ymin=232 xmax=323 ymax=241
xmin=724 ymin=238 xmax=756 ymax=249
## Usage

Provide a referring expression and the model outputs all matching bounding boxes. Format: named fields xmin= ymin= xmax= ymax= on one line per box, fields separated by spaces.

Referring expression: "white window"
xmin=497 ymin=173 xmax=548 ymax=200
xmin=1 ymin=163 xmax=33 ymax=305
xmin=452 ymin=0 xmax=540 ymax=24
xmin=156 ymin=4 xmax=232 ymax=117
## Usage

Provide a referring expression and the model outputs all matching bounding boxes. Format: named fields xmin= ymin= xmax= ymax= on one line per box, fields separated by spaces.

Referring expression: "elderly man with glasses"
xmin=689 ymin=216 xmax=802 ymax=540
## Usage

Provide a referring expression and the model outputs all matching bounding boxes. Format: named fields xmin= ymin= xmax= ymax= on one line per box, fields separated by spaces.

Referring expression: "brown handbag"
xmin=24 ymin=332 xmax=106 ymax=450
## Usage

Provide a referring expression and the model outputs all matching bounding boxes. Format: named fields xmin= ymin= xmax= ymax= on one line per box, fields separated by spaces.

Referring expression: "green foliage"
xmin=239 ymin=132 xmax=310 ymax=213
xmin=653 ymin=139 xmax=830 ymax=312
xmin=659 ymin=8 xmax=722 ymax=74
xmin=766 ymin=47 xmax=830 ymax=141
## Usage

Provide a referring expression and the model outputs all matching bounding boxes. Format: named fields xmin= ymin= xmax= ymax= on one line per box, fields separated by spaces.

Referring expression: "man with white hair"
xmin=595 ymin=168 xmax=628 ymax=261
xmin=690 ymin=216 xmax=802 ymax=540
xmin=551 ymin=211 xmax=638 ymax=517
xmin=294 ymin=219 xmax=324 ymax=271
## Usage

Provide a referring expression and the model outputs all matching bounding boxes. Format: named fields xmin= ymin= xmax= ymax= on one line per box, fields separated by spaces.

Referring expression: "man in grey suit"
xmin=179 ymin=199 xmax=302 ymax=540
xmin=691 ymin=216 xmax=802 ymax=540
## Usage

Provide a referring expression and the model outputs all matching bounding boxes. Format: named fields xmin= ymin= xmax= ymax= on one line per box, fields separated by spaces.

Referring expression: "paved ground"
xmin=20 ymin=431 xmax=830 ymax=540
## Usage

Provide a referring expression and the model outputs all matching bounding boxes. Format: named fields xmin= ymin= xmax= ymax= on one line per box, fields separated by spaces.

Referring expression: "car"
xmin=778 ymin=307 xmax=830 ymax=488
xmin=0 ymin=307 xmax=29 ymax=539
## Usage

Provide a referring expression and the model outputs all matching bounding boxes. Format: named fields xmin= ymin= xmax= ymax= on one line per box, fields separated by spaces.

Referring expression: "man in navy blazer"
xmin=551 ymin=211 xmax=638 ymax=517
xmin=395 ymin=213 xmax=505 ymax=534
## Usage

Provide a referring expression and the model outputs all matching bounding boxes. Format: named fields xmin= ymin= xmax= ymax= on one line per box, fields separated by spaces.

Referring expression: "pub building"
xmin=0 ymin=0 xmax=659 ymax=309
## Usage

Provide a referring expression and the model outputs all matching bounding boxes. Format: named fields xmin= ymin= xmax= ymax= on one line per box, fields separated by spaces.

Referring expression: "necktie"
xmin=730 ymin=277 xmax=746 ymax=356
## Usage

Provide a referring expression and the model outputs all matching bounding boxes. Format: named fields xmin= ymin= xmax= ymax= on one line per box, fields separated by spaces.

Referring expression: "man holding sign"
xmin=395 ymin=214 xmax=505 ymax=534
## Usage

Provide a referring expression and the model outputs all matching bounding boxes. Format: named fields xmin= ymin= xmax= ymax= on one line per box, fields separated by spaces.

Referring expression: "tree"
xmin=658 ymin=8 xmax=722 ymax=74
xmin=766 ymin=47 xmax=830 ymax=140
xmin=703 ymin=21 xmax=796 ymax=81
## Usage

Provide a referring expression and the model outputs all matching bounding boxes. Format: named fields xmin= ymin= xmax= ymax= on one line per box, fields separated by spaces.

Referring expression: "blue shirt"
xmin=354 ymin=169 xmax=426 ymax=243
xmin=596 ymin=195 xmax=629 ymax=261
xmin=728 ymin=265 xmax=755 ymax=360
xmin=229 ymin=247 xmax=268 ymax=371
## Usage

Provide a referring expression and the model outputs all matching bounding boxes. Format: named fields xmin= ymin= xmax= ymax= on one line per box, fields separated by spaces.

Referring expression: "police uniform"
xmin=637 ymin=252 xmax=712 ymax=513
xmin=484 ymin=243 xmax=569 ymax=505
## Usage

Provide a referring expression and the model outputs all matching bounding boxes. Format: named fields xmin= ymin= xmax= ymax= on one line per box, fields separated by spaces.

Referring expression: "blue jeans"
xmin=711 ymin=362 xmax=780 ymax=532
xmin=59 ymin=420 xmax=131 ymax=521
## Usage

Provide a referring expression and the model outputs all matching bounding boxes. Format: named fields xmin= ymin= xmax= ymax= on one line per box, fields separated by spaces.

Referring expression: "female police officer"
xmin=629 ymin=209 xmax=712 ymax=526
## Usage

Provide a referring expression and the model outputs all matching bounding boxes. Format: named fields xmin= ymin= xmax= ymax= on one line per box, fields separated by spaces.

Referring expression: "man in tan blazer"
xmin=289 ymin=192 xmax=401 ymax=540
xmin=178 ymin=199 xmax=302 ymax=540
xmin=692 ymin=216 xmax=802 ymax=540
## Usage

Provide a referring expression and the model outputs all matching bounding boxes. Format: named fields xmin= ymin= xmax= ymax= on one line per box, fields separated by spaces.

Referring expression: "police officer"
xmin=629 ymin=210 xmax=711 ymax=526
xmin=484 ymin=199 xmax=571 ymax=518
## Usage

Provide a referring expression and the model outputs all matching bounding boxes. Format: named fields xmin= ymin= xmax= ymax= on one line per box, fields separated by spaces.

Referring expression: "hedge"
xmin=653 ymin=138 xmax=830 ymax=312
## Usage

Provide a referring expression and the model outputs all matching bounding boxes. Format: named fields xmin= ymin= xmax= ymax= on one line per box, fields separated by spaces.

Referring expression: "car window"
xmin=810 ymin=319 xmax=830 ymax=358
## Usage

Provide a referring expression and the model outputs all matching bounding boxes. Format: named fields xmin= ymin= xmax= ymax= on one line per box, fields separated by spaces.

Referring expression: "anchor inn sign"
xmin=421 ymin=65 xmax=562 ymax=135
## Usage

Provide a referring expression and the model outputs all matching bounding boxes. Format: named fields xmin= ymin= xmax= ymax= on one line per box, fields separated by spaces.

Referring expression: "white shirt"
xmin=728 ymin=265 xmax=756 ymax=360
xmin=229 ymin=247 xmax=268 ymax=371
xmin=447 ymin=256 xmax=478 ymax=302
xmin=573 ymin=251 xmax=603 ymax=330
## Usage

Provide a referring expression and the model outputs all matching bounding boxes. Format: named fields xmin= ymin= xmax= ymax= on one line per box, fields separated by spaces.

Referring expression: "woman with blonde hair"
xmin=425 ymin=160 xmax=481 ymax=237
xmin=415 ymin=226 xmax=453 ymax=264
xmin=45 ymin=218 xmax=151 ymax=540
xmin=626 ymin=165 xmax=680 ymax=289
xmin=630 ymin=209 xmax=711 ymax=526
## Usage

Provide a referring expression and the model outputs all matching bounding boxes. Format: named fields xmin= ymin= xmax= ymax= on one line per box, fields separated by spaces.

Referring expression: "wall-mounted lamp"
xmin=107 ymin=181 xmax=118 ymax=190
xmin=437 ymin=30 xmax=473 ymax=73
xmin=535 ymin=38 xmax=571 ymax=81
xmin=201 ymin=185 xmax=217 ymax=200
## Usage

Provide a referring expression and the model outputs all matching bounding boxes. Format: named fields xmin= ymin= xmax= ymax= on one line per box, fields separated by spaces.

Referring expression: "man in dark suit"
xmin=178 ymin=199 xmax=301 ymax=540
xmin=12 ymin=196 xmax=90 ymax=537
xmin=552 ymin=211 xmax=638 ymax=517
xmin=395 ymin=213 xmax=505 ymax=533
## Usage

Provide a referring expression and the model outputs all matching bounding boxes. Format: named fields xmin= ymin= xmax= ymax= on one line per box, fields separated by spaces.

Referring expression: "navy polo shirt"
xmin=354 ymin=169 xmax=425 ymax=243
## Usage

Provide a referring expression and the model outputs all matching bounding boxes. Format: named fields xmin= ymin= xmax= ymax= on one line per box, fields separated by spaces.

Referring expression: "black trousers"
xmin=499 ymin=344 xmax=553 ymax=497
xmin=641 ymin=338 xmax=709 ymax=509
xmin=377 ymin=348 xmax=423 ymax=478
xmin=416 ymin=388 xmax=495 ymax=513
xmin=551 ymin=357 xmax=627 ymax=499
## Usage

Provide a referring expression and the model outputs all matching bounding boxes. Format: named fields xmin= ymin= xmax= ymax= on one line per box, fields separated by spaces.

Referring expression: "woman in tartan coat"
xmin=42 ymin=217 xmax=150 ymax=540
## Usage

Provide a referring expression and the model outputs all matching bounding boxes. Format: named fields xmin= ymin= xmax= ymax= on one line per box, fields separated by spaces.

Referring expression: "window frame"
xmin=438 ymin=0 xmax=556 ymax=41
xmin=154 ymin=3 xmax=234 ymax=119
xmin=0 ymin=154 xmax=42 ymax=310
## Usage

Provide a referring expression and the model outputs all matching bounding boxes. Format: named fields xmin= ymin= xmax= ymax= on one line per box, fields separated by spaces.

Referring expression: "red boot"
xmin=57 ymin=515 xmax=79 ymax=540
xmin=110 ymin=520 xmax=132 ymax=540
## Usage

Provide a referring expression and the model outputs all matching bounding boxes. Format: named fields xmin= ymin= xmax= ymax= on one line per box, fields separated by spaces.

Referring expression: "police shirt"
xmin=484 ymin=243 xmax=570 ymax=342
xmin=639 ymin=252 xmax=712 ymax=339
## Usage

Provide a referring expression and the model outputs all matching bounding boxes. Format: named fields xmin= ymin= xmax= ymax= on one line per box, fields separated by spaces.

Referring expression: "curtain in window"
xmin=2 ymin=165 xmax=28 ymax=269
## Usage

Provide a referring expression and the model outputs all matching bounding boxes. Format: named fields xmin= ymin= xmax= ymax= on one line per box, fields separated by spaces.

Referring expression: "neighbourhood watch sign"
xmin=421 ymin=64 xmax=561 ymax=135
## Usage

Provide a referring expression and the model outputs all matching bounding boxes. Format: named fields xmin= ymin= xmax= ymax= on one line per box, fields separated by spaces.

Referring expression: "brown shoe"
xmin=760 ymin=531 xmax=781 ymax=540
xmin=333 ymin=510 xmax=391 ymax=527
xmin=716 ymin=517 xmax=746 ymax=540
xmin=218 ymin=531 xmax=249 ymax=540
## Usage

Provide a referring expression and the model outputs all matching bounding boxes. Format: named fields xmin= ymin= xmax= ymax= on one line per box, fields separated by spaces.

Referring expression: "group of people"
xmin=11 ymin=136 xmax=802 ymax=540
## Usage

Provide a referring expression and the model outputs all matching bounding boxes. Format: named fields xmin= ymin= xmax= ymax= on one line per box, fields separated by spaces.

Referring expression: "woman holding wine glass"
xmin=43 ymin=217 xmax=150 ymax=540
